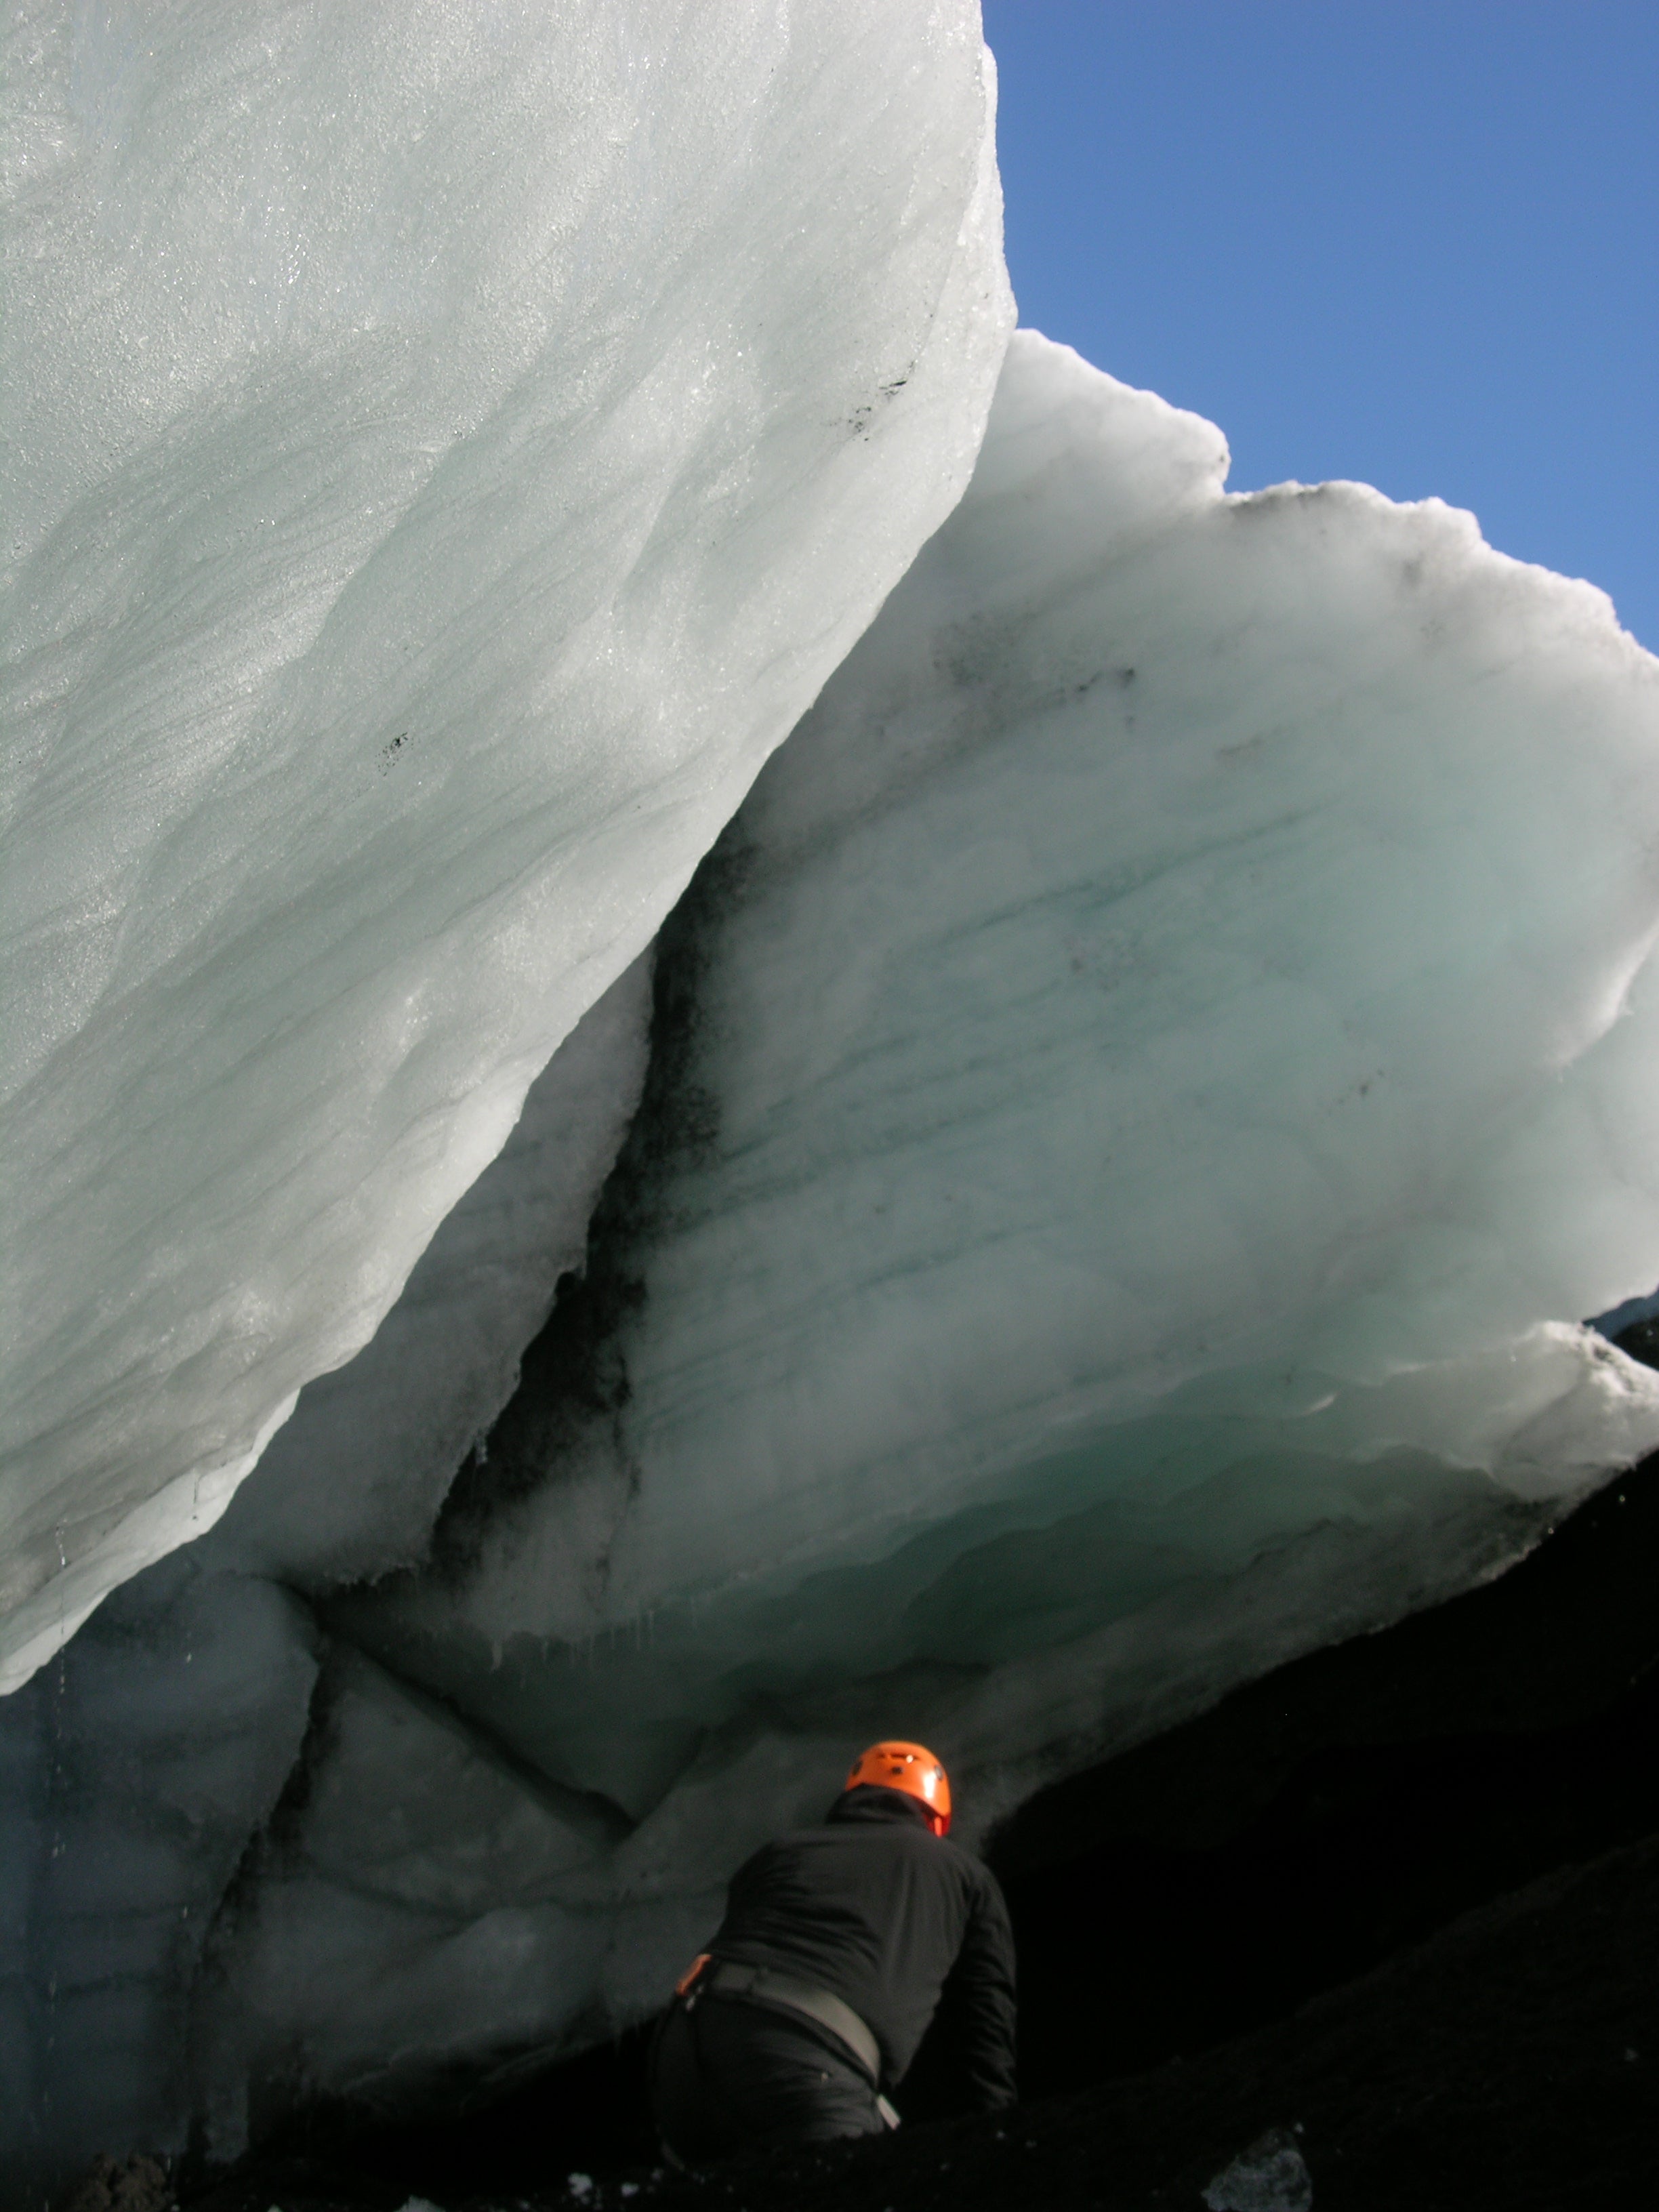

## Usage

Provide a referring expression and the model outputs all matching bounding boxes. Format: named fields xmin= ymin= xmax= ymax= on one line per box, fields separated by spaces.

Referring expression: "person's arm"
xmin=945 ymin=1864 xmax=1018 ymax=2110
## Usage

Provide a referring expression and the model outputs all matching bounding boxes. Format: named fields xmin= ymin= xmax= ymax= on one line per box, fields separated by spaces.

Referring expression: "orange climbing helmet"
xmin=846 ymin=1740 xmax=952 ymax=1836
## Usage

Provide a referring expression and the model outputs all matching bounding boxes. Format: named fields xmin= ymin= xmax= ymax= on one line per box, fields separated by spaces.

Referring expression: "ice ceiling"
xmin=0 ymin=0 xmax=1008 ymax=1692
xmin=3 ymin=3 xmax=1658 ymax=2198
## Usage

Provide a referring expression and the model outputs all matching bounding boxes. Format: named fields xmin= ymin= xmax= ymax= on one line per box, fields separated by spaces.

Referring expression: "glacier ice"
xmin=0 ymin=1561 xmax=319 ymax=2188
xmin=16 ymin=328 xmax=1651 ymax=2177
xmin=1 ymin=968 xmax=663 ymax=2194
xmin=1202 ymin=2128 xmax=1314 ymax=2212
xmin=203 ymin=955 xmax=654 ymax=1591
xmin=5 ymin=20 xmax=1659 ymax=2182
xmin=333 ymin=335 xmax=1659 ymax=1820
xmin=0 ymin=0 xmax=1013 ymax=1691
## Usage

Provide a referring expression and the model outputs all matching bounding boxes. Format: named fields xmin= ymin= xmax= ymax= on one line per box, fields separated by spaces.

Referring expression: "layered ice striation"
xmin=7 ymin=16 xmax=1659 ymax=2179
xmin=14 ymin=330 xmax=1652 ymax=2179
xmin=333 ymin=335 xmax=1659 ymax=1831
xmin=0 ymin=0 xmax=1012 ymax=1689
xmin=207 ymin=956 xmax=655 ymax=1593
xmin=1 ymin=970 xmax=659 ymax=2194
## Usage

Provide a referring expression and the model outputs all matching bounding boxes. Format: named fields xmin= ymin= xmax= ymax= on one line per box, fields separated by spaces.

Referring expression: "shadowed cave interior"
xmin=182 ymin=1313 xmax=1659 ymax=2209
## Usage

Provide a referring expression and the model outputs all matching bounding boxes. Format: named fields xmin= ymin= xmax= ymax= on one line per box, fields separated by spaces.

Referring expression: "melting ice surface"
xmin=8 ymin=329 xmax=1658 ymax=2190
xmin=0 ymin=0 xmax=1010 ymax=1689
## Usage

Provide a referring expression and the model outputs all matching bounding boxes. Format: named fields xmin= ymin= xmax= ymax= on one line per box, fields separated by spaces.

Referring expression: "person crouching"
xmin=649 ymin=1741 xmax=1016 ymax=2162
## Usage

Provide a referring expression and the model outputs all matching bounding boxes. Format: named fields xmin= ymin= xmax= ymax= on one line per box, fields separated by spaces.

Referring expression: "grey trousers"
xmin=649 ymin=1994 xmax=888 ymax=2163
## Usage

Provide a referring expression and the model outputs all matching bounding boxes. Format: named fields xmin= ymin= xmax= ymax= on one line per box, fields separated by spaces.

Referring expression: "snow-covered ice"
xmin=0 ymin=0 xmax=1012 ymax=1692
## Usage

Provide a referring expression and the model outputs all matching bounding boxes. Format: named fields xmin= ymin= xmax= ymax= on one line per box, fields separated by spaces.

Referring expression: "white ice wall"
xmin=0 ymin=0 xmax=1013 ymax=1691
xmin=8 ymin=54 xmax=1659 ymax=2174
xmin=203 ymin=955 xmax=655 ymax=1590
xmin=356 ymin=329 xmax=1659 ymax=1711
xmin=182 ymin=331 xmax=1659 ymax=2129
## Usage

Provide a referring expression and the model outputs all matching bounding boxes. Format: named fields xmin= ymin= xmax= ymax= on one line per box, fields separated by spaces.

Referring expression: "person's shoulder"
xmin=938 ymin=1835 xmax=1008 ymax=1900
xmin=729 ymin=1827 xmax=812 ymax=1881
xmin=750 ymin=1823 xmax=825 ymax=1858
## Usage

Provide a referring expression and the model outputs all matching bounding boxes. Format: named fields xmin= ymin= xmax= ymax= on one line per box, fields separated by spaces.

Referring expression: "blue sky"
xmin=982 ymin=2 xmax=1657 ymax=649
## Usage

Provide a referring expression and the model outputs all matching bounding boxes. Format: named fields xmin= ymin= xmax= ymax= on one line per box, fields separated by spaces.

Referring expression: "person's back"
xmin=649 ymin=1742 xmax=1017 ymax=2164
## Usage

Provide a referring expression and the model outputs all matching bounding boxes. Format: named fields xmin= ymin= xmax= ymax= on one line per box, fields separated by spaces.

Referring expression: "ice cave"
xmin=3 ymin=6 xmax=1658 ymax=2208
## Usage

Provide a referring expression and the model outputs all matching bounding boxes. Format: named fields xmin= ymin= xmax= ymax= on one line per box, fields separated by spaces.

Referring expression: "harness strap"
xmin=699 ymin=1959 xmax=884 ymax=2089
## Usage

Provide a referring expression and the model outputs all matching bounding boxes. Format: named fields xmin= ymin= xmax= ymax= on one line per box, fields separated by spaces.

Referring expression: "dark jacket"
xmin=706 ymin=1784 xmax=1017 ymax=2109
